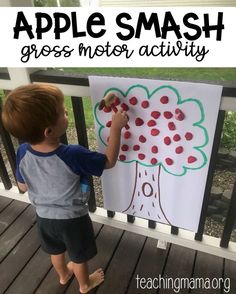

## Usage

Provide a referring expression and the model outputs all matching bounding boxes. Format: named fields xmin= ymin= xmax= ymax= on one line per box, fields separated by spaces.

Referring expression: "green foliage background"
xmin=221 ymin=112 xmax=236 ymax=150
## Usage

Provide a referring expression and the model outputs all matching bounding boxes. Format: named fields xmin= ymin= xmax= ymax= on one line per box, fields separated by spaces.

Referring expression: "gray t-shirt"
xmin=16 ymin=143 xmax=106 ymax=219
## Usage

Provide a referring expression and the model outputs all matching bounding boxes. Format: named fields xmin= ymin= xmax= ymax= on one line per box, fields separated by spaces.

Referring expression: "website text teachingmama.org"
xmin=14 ymin=11 xmax=224 ymax=63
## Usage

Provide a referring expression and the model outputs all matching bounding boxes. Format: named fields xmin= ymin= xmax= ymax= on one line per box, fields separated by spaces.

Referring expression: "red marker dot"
xmin=160 ymin=96 xmax=169 ymax=104
xmin=121 ymin=144 xmax=129 ymax=152
xmin=164 ymin=111 xmax=173 ymax=119
xmin=119 ymin=154 xmax=126 ymax=161
xmin=165 ymin=158 xmax=174 ymax=165
xmin=121 ymin=103 xmax=129 ymax=111
xmin=124 ymin=131 xmax=131 ymax=139
xmin=151 ymin=158 xmax=158 ymax=165
xmin=176 ymin=113 xmax=185 ymax=121
xmin=151 ymin=146 xmax=158 ymax=153
xmin=168 ymin=122 xmax=176 ymax=131
xmin=104 ymin=106 xmax=111 ymax=113
xmin=185 ymin=132 xmax=193 ymax=140
xmin=135 ymin=117 xmax=144 ymax=126
xmin=129 ymin=96 xmax=138 ymax=105
xmin=141 ymin=101 xmax=149 ymax=109
xmin=151 ymin=111 xmax=161 ymax=119
xmin=114 ymin=97 xmax=120 ymax=106
xmin=138 ymin=153 xmax=145 ymax=160
xmin=175 ymin=108 xmax=185 ymax=121
xmin=188 ymin=156 xmax=197 ymax=163
xmin=139 ymin=135 xmax=146 ymax=143
xmin=173 ymin=134 xmax=181 ymax=142
xmin=176 ymin=146 xmax=184 ymax=154
xmin=106 ymin=121 xmax=112 ymax=128
xmin=151 ymin=129 xmax=160 ymax=136
xmin=147 ymin=119 xmax=156 ymax=127
xmin=164 ymin=136 xmax=171 ymax=145
xmin=133 ymin=145 xmax=140 ymax=151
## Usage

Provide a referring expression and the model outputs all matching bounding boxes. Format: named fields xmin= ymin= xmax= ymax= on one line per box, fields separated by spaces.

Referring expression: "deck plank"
xmin=127 ymin=238 xmax=170 ymax=294
xmin=65 ymin=225 xmax=124 ymax=294
xmin=223 ymin=259 xmax=236 ymax=294
xmin=5 ymin=248 xmax=51 ymax=294
xmin=96 ymin=231 xmax=146 ymax=294
xmin=34 ymin=222 xmax=103 ymax=294
xmin=0 ymin=195 xmax=12 ymax=212
xmin=0 ymin=200 xmax=28 ymax=235
xmin=0 ymin=205 xmax=36 ymax=262
xmin=191 ymin=251 xmax=223 ymax=294
xmin=159 ymin=244 xmax=196 ymax=294
xmin=0 ymin=225 xmax=40 ymax=293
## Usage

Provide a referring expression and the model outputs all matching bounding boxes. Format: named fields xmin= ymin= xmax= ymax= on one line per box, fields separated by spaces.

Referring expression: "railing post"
xmin=0 ymin=150 xmax=12 ymax=190
xmin=0 ymin=101 xmax=17 ymax=183
xmin=71 ymin=96 xmax=96 ymax=212
xmin=220 ymin=180 xmax=236 ymax=248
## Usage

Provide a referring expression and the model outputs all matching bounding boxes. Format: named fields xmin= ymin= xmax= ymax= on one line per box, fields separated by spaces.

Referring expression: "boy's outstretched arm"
xmin=105 ymin=109 xmax=128 ymax=169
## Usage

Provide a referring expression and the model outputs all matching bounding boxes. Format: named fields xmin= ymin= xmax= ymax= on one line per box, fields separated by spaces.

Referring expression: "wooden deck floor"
xmin=0 ymin=195 xmax=236 ymax=294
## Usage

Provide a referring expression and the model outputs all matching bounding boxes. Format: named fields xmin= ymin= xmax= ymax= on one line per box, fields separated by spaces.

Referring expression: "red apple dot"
xmin=139 ymin=135 xmax=146 ymax=143
xmin=121 ymin=103 xmax=129 ymax=111
xmin=121 ymin=144 xmax=129 ymax=152
xmin=173 ymin=134 xmax=181 ymax=142
xmin=104 ymin=106 xmax=111 ymax=113
xmin=111 ymin=104 xmax=118 ymax=113
xmin=151 ymin=146 xmax=158 ymax=153
xmin=133 ymin=145 xmax=140 ymax=151
xmin=151 ymin=129 xmax=160 ymax=136
xmin=147 ymin=119 xmax=156 ymax=127
xmin=168 ymin=122 xmax=176 ymax=131
xmin=165 ymin=158 xmax=174 ymax=165
xmin=114 ymin=97 xmax=120 ymax=106
xmin=151 ymin=111 xmax=161 ymax=119
xmin=185 ymin=132 xmax=193 ymax=141
xmin=119 ymin=154 xmax=126 ymax=161
xmin=106 ymin=121 xmax=112 ymax=128
xmin=164 ymin=136 xmax=171 ymax=145
xmin=175 ymin=108 xmax=185 ymax=119
xmin=129 ymin=96 xmax=138 ymax=105
xmin=151 ymin=158 xmax=158 ymax=165
xmin=164 ymin=111 xmax=173 ymax=119
xmin=160 ymin=96 xmax=169 ymax=104
xmin=135 ymin=117 xmax=144 ymax=126
xmin=188 ymin=156 xmax=197 ymax=163
xmin=141 ymin=101 xmax=149 ymax=109
xmin=138 ymin=153 xmax=145 ymax=160
xmin=124 ymin=131 xmax=131 ymax=139
xmin=176 ymin=146 xmax=184 ymax=154
xmin=176 ymin=113 xmax=185 ymax=121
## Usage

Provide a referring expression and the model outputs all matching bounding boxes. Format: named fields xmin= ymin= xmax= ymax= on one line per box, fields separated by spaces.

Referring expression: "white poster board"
xmin=89 ymin=76 xmax=222 ymax=232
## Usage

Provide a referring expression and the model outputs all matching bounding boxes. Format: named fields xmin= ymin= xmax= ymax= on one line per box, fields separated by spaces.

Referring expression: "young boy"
xmin=2 ymin=83 xmax=128 ymax=293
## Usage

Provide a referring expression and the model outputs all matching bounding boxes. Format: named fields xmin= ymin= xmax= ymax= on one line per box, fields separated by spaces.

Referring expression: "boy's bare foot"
xmin=60 ymin=261 xmax=74 ymax=285
xmin=80 ymin=268 xmax=105 ymax=293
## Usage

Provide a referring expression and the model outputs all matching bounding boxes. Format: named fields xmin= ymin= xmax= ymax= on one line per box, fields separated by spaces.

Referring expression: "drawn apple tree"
xmin=94 ymin=85 xmax=208 ymax=224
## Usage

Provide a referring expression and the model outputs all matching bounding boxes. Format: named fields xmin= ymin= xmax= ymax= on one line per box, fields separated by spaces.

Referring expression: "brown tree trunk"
xmin=123 ymin=162 xmax=171 ymax=224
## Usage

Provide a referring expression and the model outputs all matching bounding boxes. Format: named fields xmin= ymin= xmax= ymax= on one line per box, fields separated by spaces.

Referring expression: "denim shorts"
xmin=36 ymin=214 xmax=97 ymax=264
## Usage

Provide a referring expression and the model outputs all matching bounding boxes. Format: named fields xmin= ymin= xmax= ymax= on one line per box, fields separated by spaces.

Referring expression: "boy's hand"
xmin=111 ymin=109 xmax=129 ymax=130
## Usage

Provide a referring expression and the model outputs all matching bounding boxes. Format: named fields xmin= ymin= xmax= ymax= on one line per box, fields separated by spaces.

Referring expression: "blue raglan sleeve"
xmin=62 ymin=145 xmax=107 ymax=177
xmin=16 ymin=144 xmax=28 ymax=183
